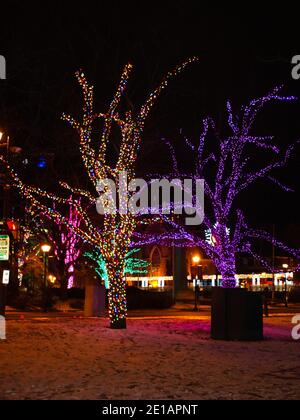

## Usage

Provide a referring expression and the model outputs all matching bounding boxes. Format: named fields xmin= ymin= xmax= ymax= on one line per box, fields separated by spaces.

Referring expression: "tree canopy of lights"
xmin=134 ymin=87 xmax=300 ymax=288
xmin=84 ymin=248 xmax=149 ymax=289
xmin=0 ymin=57 xmax=198 ymax=328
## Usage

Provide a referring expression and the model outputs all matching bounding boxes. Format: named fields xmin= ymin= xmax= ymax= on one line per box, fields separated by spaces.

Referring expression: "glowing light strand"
xmin=134 ymin=87 xmax=300 ymax=288
xmin=0 ymin=58 xmax=198 ymax=328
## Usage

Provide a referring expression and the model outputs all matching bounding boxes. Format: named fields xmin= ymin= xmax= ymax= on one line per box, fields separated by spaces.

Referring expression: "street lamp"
xmin=192 ymin=254 xmax=201 ymax=311
xmin=41 ymin=244 xmax=51 ymax=254
xmin=192 ymin=255 xmax=201 ymax=265
xmin=282 ymin=264 xmax=289 ymax=308
xmin=41 ymin=244 xmax=51 ymax=311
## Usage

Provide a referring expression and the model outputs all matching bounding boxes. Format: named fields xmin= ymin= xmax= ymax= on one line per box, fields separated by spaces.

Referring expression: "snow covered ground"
xmin=0 ymin=314 xmax=299 ymax=400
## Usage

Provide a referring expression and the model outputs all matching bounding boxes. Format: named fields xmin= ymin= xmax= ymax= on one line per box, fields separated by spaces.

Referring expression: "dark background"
xmin=1 ymin=1 xmax=300 ymax=243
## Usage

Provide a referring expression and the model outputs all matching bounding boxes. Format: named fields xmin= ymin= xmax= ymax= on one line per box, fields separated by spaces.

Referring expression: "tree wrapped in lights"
xmin=134 ymin=87 xmax=300 ymax=288
xmin=0 ymin=58 xmax=197 ymax=328
xmin=28 ymin=197 xmax=83 ymax=291
xmin=84 ymin=248 xmax=149 ymax=289
xmin=52 ymin=198 xmax=82 ymax=290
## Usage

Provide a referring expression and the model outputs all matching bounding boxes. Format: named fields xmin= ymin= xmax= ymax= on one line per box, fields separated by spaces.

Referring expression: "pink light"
xmin=68 ymin=275 xmax=74 ymax=289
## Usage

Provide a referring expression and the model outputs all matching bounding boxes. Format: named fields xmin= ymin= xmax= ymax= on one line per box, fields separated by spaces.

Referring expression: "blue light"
xmin=37 ymin=156 xmax=46 ymax=169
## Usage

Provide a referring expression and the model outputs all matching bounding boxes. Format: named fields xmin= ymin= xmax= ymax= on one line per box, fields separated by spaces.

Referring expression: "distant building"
xmin=126 ymin=244 xmax=299 ymax=291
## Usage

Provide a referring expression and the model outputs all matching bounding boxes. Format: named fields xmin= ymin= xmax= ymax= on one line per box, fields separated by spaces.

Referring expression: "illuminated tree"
xmin=17 ymin=224 xmax=41 ymax=288
xmin=84 ymin=248 xmax=149 ymax=289
xmin=135 ymin=87 xmax=300 ymax=287
xmin=25 ymin=197 xmax=83 ymax=291
xmin=52 ymin=198 xmax=82 ymax=290
xmin=0 ymin=58 xmax=197 ymax=328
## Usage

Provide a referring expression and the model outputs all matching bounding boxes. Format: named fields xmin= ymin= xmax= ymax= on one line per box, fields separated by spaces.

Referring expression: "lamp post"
xmin=41 ymin=244 xmax=51 ymax=312
xmin=282 ymin=263 xmax=289 ymax=308
xmin=192 ymin=255 xmax=201 ymax=311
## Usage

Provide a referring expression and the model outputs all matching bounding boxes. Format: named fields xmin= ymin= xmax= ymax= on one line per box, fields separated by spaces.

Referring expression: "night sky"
xmin=1 ymin=2 xmax=300 ymax=241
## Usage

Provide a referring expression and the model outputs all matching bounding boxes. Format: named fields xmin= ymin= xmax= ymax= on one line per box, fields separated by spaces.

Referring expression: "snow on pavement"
xmin=0 ymin=316 xmax=299 ymax=400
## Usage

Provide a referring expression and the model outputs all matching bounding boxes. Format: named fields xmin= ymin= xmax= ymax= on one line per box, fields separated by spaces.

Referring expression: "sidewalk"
xmin=4 ymin=302 xmax=300 ymax=321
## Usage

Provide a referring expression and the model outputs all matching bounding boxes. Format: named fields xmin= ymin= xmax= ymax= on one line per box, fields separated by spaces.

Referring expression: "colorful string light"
xmin=84 ymin=248 xmax=149 ymax=289
xmin=0 ymin=57 xmax=198 ymax=328
xmin=27 ymin=198 xmax=83 ymax=290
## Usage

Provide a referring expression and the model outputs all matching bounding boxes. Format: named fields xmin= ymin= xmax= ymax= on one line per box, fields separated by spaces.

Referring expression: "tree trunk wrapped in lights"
xmin=212 ymin=225 xmax=237 ymax=289
xmin=106 ymin=259 xmax=127 ymax=329
xmin=134 ymin=86 xmax=300 ymax=287
xmin=0 ymin=58 xmax=198 ymax=328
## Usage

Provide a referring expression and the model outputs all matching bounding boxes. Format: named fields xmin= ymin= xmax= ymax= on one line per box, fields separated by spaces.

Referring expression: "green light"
xmin=84 ymin=248 xmax=149 ymax=289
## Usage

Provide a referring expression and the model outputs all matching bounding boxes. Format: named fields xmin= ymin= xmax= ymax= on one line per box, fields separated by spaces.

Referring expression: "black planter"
xmin=211 ymin=287 xmax=263 ymax=341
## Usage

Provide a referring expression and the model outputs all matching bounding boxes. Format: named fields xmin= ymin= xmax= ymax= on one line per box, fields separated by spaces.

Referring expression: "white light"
xmin=41 ymin=244 xmax=51 ymax=253
xmin=192 ymin=255 xmax=201 ymax=264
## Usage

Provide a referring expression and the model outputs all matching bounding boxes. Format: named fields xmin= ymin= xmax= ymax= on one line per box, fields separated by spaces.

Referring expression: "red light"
xmin=7 ymin=220 xmax=17 ymax=231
